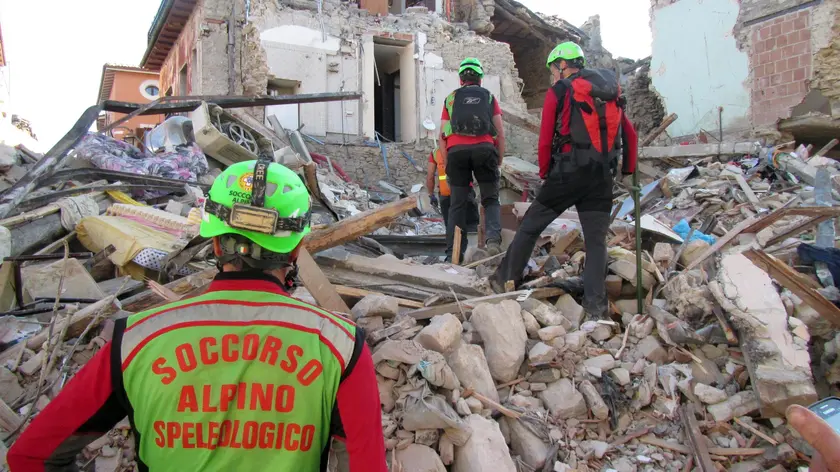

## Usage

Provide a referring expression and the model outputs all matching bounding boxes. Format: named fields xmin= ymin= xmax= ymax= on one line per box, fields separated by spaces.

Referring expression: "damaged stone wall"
xmin=453 ymin=0 xmax=496 ymax=34
xmin=624 ymin=64 xmax=666 ymax=139
xmin=808 ymin=0 xmax=840 ymax=117
xmin=315 ymin=142 xmax=433 ymax=191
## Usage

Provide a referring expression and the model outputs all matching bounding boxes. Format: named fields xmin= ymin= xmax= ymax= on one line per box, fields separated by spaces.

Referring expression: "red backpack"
xmin=552 ymin=68 xmax=624 ymax=176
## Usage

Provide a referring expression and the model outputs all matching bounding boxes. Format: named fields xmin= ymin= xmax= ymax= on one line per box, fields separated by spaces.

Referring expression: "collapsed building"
xmin=632 ymin=0 xmax=840 ymax=149
xmin=137 ymin=0 xmax=617 ymax=189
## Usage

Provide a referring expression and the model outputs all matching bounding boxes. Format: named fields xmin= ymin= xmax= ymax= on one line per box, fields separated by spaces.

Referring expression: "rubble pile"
xmin=0 ymin=95 xmax=838 ymax=472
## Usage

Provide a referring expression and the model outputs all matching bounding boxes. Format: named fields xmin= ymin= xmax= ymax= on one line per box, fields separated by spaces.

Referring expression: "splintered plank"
xmin=296 ymin=247 xmax=351 ymax=314
xmin=303 ymin=195 xmax=419 ymax=254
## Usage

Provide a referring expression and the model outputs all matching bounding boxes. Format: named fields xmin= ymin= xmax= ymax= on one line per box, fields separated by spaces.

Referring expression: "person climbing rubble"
xmin=439 ymin=57 xmax=506 ymax=263
xmin=491 ymin=41 xmax=638 ymax=319
xmin=426 ymin=147 xmax=480 ymax=250
xmin=7 ymin=159 xmax=387 ymax=472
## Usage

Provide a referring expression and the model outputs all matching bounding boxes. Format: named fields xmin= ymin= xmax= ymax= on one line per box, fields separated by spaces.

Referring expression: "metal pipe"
xmin=4 ymin=253 xmax=93 ymax=262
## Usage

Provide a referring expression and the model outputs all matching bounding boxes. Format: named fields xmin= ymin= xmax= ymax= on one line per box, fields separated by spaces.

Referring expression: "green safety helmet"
xmin=546 ymin=42 xmax=585 ymax=69
xmin=459 ymin=57 xmax=484 ymax=77
xmin=200 ymin=159 xmax=312 ymax=256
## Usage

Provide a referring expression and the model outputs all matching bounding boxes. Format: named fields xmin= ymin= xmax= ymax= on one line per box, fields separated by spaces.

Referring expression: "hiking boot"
xmin=485 ymin=240 xmax=503 ymax=257
xmin=488 ymin=276 xmax=506 ymax=294
xmin=465 ymin=248 xmax=489 ymax=265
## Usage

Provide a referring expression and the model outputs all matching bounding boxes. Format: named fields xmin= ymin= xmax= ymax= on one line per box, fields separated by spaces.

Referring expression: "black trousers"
xmin=445 ymin=143 xmax=502 ymax=260
xmin=494 ymin=163 xmax=614 ymax=317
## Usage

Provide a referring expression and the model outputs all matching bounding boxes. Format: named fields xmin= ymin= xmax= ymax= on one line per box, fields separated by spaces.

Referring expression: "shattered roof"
xmin=493 ymin=0 xmax=587 ymax=43
xmin=140 ymin=0 xmax=199 ymax=70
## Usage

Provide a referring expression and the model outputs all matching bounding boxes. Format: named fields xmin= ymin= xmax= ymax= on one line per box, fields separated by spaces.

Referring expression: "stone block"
xmin=521 ymin=298 xmax=571 ymax=329
xmin=538 ymin=325 xmax=567 ymax=342
xmin=564 ymin=331 xmax=586 ymax=352
xmin=505 ymin=416 xmax=549 ymax=469
xmin=470 ymin=300 xmax=527 ymax=382
xmin=637 ymin=335 xmax=668 ymax=365
xmin=447 ymin=343 xmax=499 ymax=403
xmin=539 ymin=379 xmax=586 ymax=419
xmin=707 ymin=391 xmax=760 ymax=422
xmin=583 ymin=354 xmax=616 ymax=372
xmin=529 ymin=342 xmax=558 ymax=364
xmin=605 ymin=275 xmax=623 ymax=299
xmin=452 ymin=415 xmax=516 ymax=472
xmin=395 ymin=444 xmax=447 ymax=472
xmin=694 ymin=383 xmax=728 ymax=404
xmin=554 ymin=294 xmax=584 ymax=328
xmin=653 ymin=242 xmax=675 ymax=262
xmin=417 ymin=313 xmax=463 ymax=354
xmin=351 ymin=294 xmax=399 ymax=320
xmin=521 ymin=310 xmax=541 ymax=338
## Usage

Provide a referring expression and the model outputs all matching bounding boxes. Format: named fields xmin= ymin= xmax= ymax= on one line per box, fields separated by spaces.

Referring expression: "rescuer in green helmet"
xmin=492 ymin=42 xmax=639 ymax=321
xmin=439 ymin=57 xmax=506 ymax=264
xmin=9 ymin=158 xmax=388 ymax=472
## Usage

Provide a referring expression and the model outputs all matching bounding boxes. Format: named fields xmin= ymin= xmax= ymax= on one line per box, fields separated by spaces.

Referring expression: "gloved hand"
xmin=430 ymin=194 xmax=439 ymax=209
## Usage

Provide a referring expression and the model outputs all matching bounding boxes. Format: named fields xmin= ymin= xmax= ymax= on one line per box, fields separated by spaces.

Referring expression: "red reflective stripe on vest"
xmin=121 ymin=320 xmax=348 ymax=372
xmin=126 ymin=299 xmax=355 ymax=341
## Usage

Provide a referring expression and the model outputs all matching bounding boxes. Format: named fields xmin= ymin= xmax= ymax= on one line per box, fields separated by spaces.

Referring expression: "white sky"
xmin=517 ymin=0 xmax=653 ymax=60
xmin=0 ymin=0 xmax=652 ymax=149
xmin=0 ymin=0 xmax=160 ymax=148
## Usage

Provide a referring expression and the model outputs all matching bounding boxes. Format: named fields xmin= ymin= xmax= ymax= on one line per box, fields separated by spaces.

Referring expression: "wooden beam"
xmin=742 ymin=249 xmax=840 ymax=328
xmin=815 ymin=138 xmax=839 ymax=157
xmin=766 ymin=215 xmax=831 ymax=247
xmin=640 ymin=113 xmax=678 ymax=147
xmin=742 ymin=206 xmax=840 ymax=234
xmin=453 ymin=226 xmax=463 ymax=265
xmin=406 ymin=287 xmax=564 ymax=320
xmin=303 ymin=195 xmax=420 ymax=254
xmin=723 ymin=172 xmax=760 ymax=208
xmin=680 ymin=405 xmax=716 ymax=472
xmin=296 ymin=247 xmax=351 ymax=314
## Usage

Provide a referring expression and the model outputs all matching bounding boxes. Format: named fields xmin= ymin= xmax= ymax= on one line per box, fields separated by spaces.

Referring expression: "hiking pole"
xmin=632 ymin=113 xmax=678 ymax=315
xmin=633 ymin=169 xmax=644 ymax=316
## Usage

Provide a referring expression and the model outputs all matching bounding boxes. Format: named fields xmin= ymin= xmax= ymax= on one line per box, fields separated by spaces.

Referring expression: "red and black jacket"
xmin=538 ymin=70 xmax=638 ymax=179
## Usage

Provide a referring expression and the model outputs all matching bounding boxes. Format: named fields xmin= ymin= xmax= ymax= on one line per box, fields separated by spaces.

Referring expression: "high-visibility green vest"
xmin=119 ymin=288 xmax=357 ymax=471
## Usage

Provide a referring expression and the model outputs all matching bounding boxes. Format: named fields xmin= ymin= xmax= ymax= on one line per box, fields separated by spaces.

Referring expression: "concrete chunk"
xmin=447 ymin=343 xmax=499 ymax=403
xmin=583 ymin=354 xmax=617 ymax=372
xmin=653 ymin=242 xmax=675 ymax=262
xmin=538 ymin=325 xmax=567 ymax=342
xmin=554 ymin=294 xmax=585 ymax=329
xmin=351 ymin=294 xmax=399 ymax=319
xmin=505 ymin=416 xmax=549 ymax=469
xmin=539 ymin=379 xmax=587 ymax=419
xmin=707 ymin=391 xmax=760 ymax=422
xmin=694 ymin=383 xmax=728 ymax=404
xmin=521 ymin=298 xmax=571 ymax=329
xmin=470 ymin=300 xmax=527 ymax=382
xmin=529 ymin=342 xmax=558 ymax=364
xmin=521 ymin=310 xmax=541 ymax=338
xmin=417 ymin=313 xmax=463 ymax=354
xmin=637 ymin=335 xmax=668 ymax=365
xmin=609 ymin=368 xmax=631 ymax=386
xmin=564 ymin=331 xmax=586 ymax=352
xmin=579 ymin=380 xmax=609 ymax=420
xmin=395 ymin=444 xmax=447 ymax=472
xmin=610 ymin=260 xmax=655 ymax=289
xmin=452 ymin=415 xmax=516 ymax=472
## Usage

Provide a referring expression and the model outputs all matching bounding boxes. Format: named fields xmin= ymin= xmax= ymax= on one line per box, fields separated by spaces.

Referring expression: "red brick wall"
xmin=750 ymin=8 xmax=813 ymax=127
